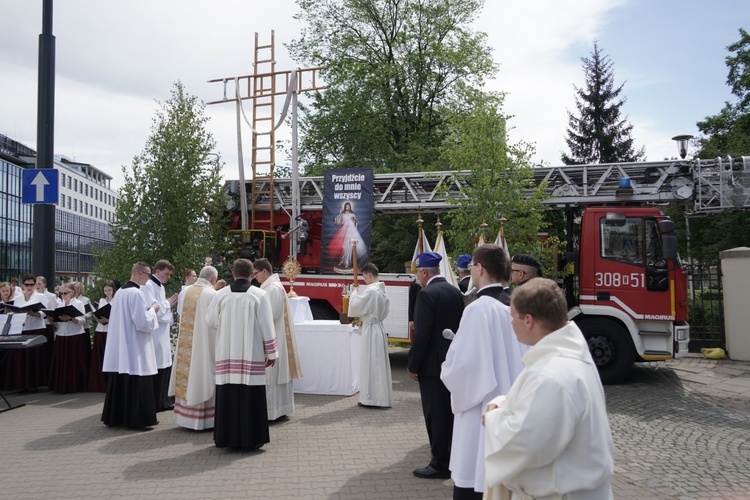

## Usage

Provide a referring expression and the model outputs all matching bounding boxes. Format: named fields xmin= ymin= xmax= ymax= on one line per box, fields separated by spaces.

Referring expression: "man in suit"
xmin=408 ymin=251 xmax=465 ymax=480
xmin=456 ymin=254 xmax=472 ymax=293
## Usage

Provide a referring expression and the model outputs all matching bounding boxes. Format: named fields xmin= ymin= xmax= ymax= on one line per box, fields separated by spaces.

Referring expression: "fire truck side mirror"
xmin=658 ymin=220 xmax=675 ymax=233
xmin=662 ymin=235 xmax=678 ymax=261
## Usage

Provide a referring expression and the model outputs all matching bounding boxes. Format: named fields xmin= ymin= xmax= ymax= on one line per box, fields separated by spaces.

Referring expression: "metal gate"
xmin=685 ymin=260 xmax=725 ymax=352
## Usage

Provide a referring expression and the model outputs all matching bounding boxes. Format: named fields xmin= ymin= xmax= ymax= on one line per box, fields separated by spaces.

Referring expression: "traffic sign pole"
xmin=32 ymin=0 xmax=57 ymax=291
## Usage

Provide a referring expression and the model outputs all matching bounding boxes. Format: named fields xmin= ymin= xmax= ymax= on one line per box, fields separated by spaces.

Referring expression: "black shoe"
xmin=413 ymin=465 xmax=450 ymax=479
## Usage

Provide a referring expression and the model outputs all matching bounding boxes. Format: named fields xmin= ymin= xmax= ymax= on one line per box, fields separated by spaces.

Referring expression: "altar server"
xmin=253 ymin=258 xmax=303 ymax=421
xmin=101 ymin=262 xmax=160 ymax=429
xmin=142 ymin=259 xmax=178 ymax=412
xmin=441 ymin=244 xmax=527 ymax=498
xmin=207 ymin=258 xmax=278 ymax=449
xmin=348 ymin=262 xmax=392 ymax=408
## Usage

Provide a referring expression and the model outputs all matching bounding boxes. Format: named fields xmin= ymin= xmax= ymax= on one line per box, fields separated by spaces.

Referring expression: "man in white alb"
xmin=441 ymin=244 xmax=526 ymax=499
xmin=169 ymin=266 xmax=219 ymax=430
xmin=348 ymin=262 xmax=392 ymax=408
xmin=252 ymin=258 xmax=303 ymax=421
xmin=142 ymin=259 xmax=178 ymax=412
xmin=101 ymin=261 xmax=160 ymax=429
xmin=483 ymin=278 xmax=614 ymax=500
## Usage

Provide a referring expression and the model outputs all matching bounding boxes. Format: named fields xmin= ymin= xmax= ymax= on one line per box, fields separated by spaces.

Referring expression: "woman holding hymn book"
xmin=88 ymin=281 xmax=116 ymax=392
xmin=47 ymin=284 xmax=90 ymax=393
xmin=0 ymin=274 xmax=48 ymax=392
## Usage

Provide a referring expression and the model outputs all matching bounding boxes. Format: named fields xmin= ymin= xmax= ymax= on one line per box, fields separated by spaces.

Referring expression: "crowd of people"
xmin=406 ymin=246 xmax=615 ymax=499
xmin=2 ymin=246 xmax=615 ymax=496
xmin=0 ymin=275 xmax=108 ymax=394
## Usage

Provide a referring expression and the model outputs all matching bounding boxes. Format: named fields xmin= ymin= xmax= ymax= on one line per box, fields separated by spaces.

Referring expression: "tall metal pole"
xmin=32 ymin=0 xmax=57 ymax=291
xmin=290 ymin=70 xmax=300 ymax=260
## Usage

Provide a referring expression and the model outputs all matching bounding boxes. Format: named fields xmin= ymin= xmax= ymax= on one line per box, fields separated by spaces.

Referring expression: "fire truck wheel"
xmin=576 ymin=318 xmax=635 ymax=385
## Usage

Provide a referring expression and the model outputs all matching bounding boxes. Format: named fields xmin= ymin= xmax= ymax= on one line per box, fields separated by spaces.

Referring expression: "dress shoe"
xmin=413 ymin=465 xmax=450 ymax=479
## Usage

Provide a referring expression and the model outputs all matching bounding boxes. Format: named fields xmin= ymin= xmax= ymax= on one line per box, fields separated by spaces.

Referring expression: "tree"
xmin=674 ymin=28 xmax=750 ymax=262
xmin=439 ymin=89 xmax=562 ymax=277
xmin=96 ymin=82 xmax=229 ymax=291
xmin=562 ymin=42 xmax=645 ymax=165
xmin=696 ymin=28 xmax=750 ymax=157
xmin=289 ymin=0 xmax=497 ymax=174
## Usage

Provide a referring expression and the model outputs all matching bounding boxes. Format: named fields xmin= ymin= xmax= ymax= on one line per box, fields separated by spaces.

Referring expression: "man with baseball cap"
xmin=408 ymin=251 xmax=465 ymax=479
xmin=510 ymin=254 xmax=542 ymax=287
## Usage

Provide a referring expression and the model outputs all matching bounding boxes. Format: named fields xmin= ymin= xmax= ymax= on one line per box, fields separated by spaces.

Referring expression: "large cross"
xmin=208 ymin=31 xmax=325 ymax=261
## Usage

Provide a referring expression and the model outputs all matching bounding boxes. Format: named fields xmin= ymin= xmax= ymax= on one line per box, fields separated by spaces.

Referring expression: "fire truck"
xmin=224 ymin=156 xmax=750 ymax=383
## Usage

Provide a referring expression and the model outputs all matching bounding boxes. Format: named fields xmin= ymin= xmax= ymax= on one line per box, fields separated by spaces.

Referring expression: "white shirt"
xmin=53 ymin=297 xmax=86 ymax=337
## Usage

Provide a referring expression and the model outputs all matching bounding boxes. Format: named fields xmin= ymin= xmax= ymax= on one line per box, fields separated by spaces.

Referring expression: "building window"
xmin=61 ymin=194 xmax=65 ymax=207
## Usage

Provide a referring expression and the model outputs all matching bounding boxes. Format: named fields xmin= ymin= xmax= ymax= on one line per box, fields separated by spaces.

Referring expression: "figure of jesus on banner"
xmin=329 ymin=202 xmax=368 ymax=270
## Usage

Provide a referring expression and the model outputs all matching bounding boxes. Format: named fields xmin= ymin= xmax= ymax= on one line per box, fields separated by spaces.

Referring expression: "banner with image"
xmin=321 ymin=168 xmax=374 ymax=274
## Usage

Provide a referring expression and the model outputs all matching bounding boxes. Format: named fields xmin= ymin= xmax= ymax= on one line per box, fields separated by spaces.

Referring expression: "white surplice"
xmin=440 ymin=294 xmax=528 ymax=492
xmin=142 ymin=277 xmax=173 ymax=369
xmin=348 ymin=281 xmax=392 ymax=407
xmin=260 ymin=274 xmax=303 ymax=420
xmin=483 ymin=322 xmax=614 ymax=500
xmin=207 ymin=283 xmax=279 ymax=386
xmin=102 ymin=284 xmax=159 ymax=376
xmin=169 ymin=279 xmax=217 ymax=430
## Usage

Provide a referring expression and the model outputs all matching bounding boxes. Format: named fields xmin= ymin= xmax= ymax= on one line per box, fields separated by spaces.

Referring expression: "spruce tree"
xmin=562 ymin=42 xmax=645 ymax=165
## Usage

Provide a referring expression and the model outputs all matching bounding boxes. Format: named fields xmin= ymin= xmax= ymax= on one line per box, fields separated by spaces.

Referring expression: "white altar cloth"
xmin=288 ymin=296 xmax=314 ymax=323
xmin=293 ymin=320 xmax=360 ymax=396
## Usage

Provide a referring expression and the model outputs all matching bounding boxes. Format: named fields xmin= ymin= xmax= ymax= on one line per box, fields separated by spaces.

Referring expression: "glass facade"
xmin=0 ymin=158 xmax=33 ymax=281
xmin=0 ymin=140 xmax=115 ymax=284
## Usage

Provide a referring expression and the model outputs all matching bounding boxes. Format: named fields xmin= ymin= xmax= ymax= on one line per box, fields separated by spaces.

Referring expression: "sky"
xmin=1 ymin=0 xmax=748 ymax=190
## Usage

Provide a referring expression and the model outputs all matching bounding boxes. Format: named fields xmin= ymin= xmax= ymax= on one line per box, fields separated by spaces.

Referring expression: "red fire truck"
xmin=225 ymin=156 xmax=748 ymax=383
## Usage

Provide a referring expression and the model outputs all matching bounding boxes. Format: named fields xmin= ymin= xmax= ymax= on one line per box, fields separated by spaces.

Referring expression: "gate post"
xmin=720 ymin=247 xmax=750 ymax=360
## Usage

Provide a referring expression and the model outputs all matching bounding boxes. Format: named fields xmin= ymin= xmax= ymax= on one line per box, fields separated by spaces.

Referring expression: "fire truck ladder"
xmin=226 ymin=156 xmax=750 ymax=214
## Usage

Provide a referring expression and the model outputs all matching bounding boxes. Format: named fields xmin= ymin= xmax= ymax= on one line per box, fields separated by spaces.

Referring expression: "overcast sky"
xmin=1 ymin=0 xmax=747 ymax=189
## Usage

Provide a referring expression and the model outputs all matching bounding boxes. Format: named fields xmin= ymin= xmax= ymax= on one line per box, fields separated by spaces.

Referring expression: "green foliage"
xmin=697 ymin=28 xmax=750 ymax=158
xmin=689 ymin=288 xmax=724 ymax=335
xmin=96 ymin=82 xmax=230 ymax=293
xmin=437 ymin=88 xmax=564 ymax=278
xmin=562 ymin=42 xmax=645 ymax=165
xmin=289 ymin=0 xmax=497 ymax=174
xmin=680 ymin=28 xmax=750 ymax=262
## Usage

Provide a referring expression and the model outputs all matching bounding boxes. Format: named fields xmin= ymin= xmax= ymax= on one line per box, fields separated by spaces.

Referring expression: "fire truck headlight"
xmin=676 ymin=327 xmax=689 ymax=341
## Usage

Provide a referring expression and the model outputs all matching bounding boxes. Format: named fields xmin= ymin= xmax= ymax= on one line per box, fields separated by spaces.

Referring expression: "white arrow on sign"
xmin=31 ymin=171 xmax=50 ymax=201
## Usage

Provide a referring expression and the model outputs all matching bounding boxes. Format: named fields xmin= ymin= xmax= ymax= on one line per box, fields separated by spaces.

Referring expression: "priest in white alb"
xmin=101 ymin=261 xmax=161 ymax=429
xmin=252 ymin=258 xmax=303 ymax=421
xmin=440 ymin=245 xmax=527 ymax=498
xmin=348 ymin=262 xmax=392 ymax=408
xmin=169 ymin=265 xmax=219 ymax=430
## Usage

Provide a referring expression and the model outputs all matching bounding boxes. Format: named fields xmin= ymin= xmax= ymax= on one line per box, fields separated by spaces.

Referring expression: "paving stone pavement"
xmin=2 ymin=350 xmax=750 ymax=499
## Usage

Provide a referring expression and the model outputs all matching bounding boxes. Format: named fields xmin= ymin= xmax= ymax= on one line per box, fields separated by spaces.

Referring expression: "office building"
xmin=0 ymin=133 xmax=117 ymax=285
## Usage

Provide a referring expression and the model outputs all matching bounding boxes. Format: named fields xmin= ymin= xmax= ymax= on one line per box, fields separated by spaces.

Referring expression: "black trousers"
xmin=153 ymin=366 xmax=174 ymax=411
xmin=454 ymin=485 xmax=483 ymax=499
xmin=418 ymin=375 xmax=454 ymax=471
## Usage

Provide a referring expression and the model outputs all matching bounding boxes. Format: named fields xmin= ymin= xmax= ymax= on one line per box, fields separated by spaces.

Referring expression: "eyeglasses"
xmin=61 ymin=291 xmax=73 ymax=295
xmin=467 ymin=262 xmax=481 ymax=269
xmin=23 ymin=282 xmax=35 ymax=287
xmin=511 ymin=269 xmax=525 ymax=275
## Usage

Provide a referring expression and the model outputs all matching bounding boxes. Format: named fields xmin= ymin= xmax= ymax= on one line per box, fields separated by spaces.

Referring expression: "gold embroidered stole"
xmin=276 ymin=283 xmax=302 ymax=380
xmin=174 ymin=285 xmax=203 ymax=399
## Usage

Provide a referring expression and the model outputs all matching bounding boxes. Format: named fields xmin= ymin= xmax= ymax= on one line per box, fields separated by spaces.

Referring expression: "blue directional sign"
xmin=22 ymin=168 xmax=59 ymax=204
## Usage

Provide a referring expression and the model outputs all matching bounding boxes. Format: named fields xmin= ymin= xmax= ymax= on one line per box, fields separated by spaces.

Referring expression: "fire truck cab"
xmin=569 ymin=207 xmax=689 ymax=384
